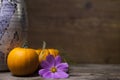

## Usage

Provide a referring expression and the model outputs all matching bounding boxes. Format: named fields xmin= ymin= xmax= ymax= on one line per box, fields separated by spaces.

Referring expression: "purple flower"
xmin=38 ymin=55 xmax=69 ymax=79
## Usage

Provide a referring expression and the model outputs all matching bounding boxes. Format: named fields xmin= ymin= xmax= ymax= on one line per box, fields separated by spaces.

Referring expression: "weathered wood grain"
xmin=25 ymin=0 xmax=120 ymax=63
xmin=0 ymin=64 xmax=120 ymax=80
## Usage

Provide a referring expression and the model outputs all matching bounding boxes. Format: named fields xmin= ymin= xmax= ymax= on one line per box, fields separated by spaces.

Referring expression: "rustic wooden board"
xmin=25 ymin=0 xmax=120 ymax=63
xmin=0 ymin=64 xmax=120 ymax=80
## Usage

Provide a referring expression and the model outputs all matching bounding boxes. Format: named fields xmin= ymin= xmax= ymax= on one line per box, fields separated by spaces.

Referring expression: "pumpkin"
xmin=35 ymin=49 xmax=42 ymax=55
xmin=7 ymin=47 xmax=39 ymax=76
xmin=38 ymin=49 xmax=59 ymax=63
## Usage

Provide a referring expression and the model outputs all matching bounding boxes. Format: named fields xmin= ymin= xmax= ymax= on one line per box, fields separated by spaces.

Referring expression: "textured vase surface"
xmin=0 ymin=0 xmax=27 ymax=71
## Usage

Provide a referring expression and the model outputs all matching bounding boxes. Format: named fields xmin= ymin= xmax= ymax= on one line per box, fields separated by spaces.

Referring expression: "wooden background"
xmin=25 ymin=0 xmax=120 ymax=64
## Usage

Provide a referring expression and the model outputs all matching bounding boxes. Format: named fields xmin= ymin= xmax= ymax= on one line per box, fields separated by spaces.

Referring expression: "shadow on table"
xmin=12 ymin=71 xmax=39 ymax=78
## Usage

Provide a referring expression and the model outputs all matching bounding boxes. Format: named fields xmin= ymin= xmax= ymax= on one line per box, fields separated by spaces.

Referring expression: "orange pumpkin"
xmin=7 ymin=47 xmax=39 ymax=76
xmin=38 ymin=49 xmax=59 ymax=63
xmin=35 ymin=49 xmax=42 ymax=55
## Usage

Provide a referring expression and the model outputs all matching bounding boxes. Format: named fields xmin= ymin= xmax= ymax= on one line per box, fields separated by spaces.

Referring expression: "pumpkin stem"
xmin=40 ymin=41 xmax=46 ymax=54
xmin=22 ymin=41 xmax=28 ymax=48
xmin=42 ymin=41 xmax=46 ymax=49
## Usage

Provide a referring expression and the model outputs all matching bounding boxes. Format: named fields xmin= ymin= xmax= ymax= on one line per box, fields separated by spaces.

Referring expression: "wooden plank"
xmin=26 ymin=0 xmax=120 ymax=63
xmin=0 ymin=64 xmax=120 ymax=80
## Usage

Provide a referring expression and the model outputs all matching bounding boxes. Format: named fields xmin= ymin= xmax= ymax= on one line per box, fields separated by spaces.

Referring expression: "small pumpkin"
xmin=38 ymin=49 xmax=59 ymax=63
xmin=35 ymin=49 xmax=41 ymax=55
xmin=7 ymin=47 xmax=39 ymax=76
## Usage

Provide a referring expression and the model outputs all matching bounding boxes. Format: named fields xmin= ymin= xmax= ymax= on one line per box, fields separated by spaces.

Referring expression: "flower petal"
xmin=46 ymin=55 xmax=55 ymax=67
xmin=41 ymin=60 xmax=51 ymax=68
xmin=56 ymin=63 xmax=69 ymax=72
xmin=55 ymin=55 xmax=62 ymax=65
xmin=38 ymin=69 xmax=49 ymax=76
xmin=54 ymin=70 xmax=69 ymax=78
xmin=42 ymin=71 xmax=54 ymax=78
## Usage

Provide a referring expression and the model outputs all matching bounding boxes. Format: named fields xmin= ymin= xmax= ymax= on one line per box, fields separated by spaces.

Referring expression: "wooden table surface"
xmin=0 ymin=64 xmax=120 ymax=80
